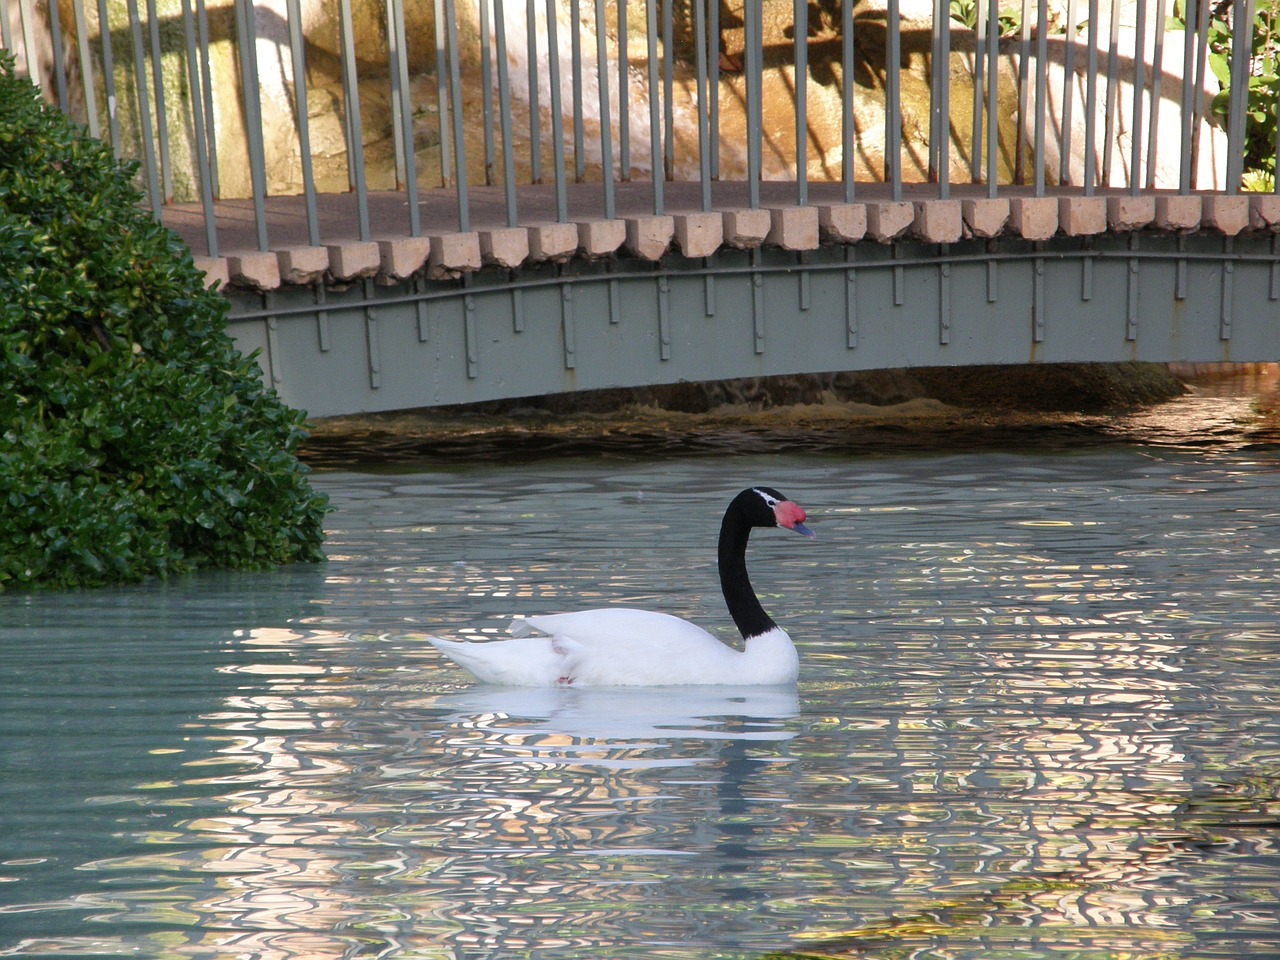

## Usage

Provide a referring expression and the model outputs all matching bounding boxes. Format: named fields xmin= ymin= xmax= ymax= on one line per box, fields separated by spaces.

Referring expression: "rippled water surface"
xmin=5 ymin=417 xmax=1280 ymax=958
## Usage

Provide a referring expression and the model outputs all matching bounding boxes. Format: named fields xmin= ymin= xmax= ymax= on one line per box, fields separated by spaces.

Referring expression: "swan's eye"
xmin=752 ymin=488 xmax=780 ymax=507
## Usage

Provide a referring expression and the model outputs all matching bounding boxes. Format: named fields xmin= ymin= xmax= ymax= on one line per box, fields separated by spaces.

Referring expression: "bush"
xmin=0 ymin=55 xmax=328 ymax=589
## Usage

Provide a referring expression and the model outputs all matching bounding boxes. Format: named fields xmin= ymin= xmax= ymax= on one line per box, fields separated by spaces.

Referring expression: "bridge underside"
xmin=226 ymin=233 xmax=1280 ymax=419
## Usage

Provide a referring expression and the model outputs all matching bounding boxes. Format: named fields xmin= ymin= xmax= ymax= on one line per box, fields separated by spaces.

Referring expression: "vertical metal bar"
xmin=145 ymin=0 xmax=173 ymax=201
xmin=662 ymin=0 xmax=673 ymax=179
xmin=695 ymin=0 xmax=711 ymax=211
xmin=47 ymin=0 xmax=69 ymax=111
xmin=495 ymin=0 xmax=519 ymax=225
xmin=126 ymin=0 xmax=162 ymax=214
xmin=195 ymin=0 xmax=218 ymax=193
xmin=795 ymin=0 xmax=808 ymax=205
xmin=284 ymin=0 xmax=319 ymax=245
xmin=886 ymin=0 xmax=902 ymax=199
xmin=1145 ymin=0 xmax=1166 ymax=189
xmin=71 ymin=0 xmax=99 ymax=138
xmin=844 ymin=247 xmax=858 ymax=348
xmin=0 ymin=0 xmax=11 ymax=51
xmin=1083 ymin=0 xmax=1098 ymax=192
xmin=595 ymin=0 xmax=616 ymax=219
xmin=618 ymin=0 xmax=630 ymax=178
xmin=1220 ymin=239 xmax=1234 ymax=339
xmin=751 ymin=251 xmax=765 ymax=352
xmin=1128 ymin=0 xmax=1146 ymax=194
xmin=337 ymin=0 xmax=370 ymax=239
xmin=387 ymin=0 xmax=407 ymax=186
xmin=16 ymin=0 xmax=39 ymax=86
xmin=646 ymin=0 xmax=664 ymax=213
xmin=986 ymin=0 xmax=998 ymax=194
xmin=444 ymin=0 xmax=470 ymax=229
xmin=525 ymin=0 xmax=539 ymax=182
xmin=842 ymin=0 xmax=855 ymax=199
xmin=1179 ymin=0 xmax=1198 ymax=192
xmin=657 ymin=273 xmax=671 ymax=359
xmin=1060 ymin=0 xmax=1077 ymax=185
xmin=971 ymin=0 xmax=985 ymax=184
xmin=710 ymin=0 xmax=720 ymax=178
xmin=479 ymin=0 xmax=495 ymax=183
xmin=1015 ymin=0 xmax=1030 ymax=184
xmin=389 ymin=0 xmax=420 ymax=235
xmin=744 ymin=0 xmax=762 ymax=207
xmin=938 ymin=0 xmax=950 ymax=197
xmin=1033 ymin=0 xmax=1046 ymax=196
xmin=434 ymin=0 xmax=453 ymax=184
xmin=562 ymin=279 xmax=577 ymax=367
xmin=930 ymin=0 xmax=942 ymax=185
xmin=95 ymin=0 xmax=122 ymax=153
xmin=571 ymin=0 xmax=585 ymax=181
xmin=545 ymin=0 xmax=567 ymax=221
xmin=1189 ymin=0 xmax=1210 ymax=186
xmin=180 ymin=0 xmax=218 ymax=255
xmin=1101 ymin=0 xmax=1121 ymax=185
xmin=1225 ymin=0 xmax=1256 ymax=192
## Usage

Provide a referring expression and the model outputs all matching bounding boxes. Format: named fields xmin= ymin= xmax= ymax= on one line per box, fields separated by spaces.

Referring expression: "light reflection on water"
xmin=4 ymin=433 xmax=1280 ymax=957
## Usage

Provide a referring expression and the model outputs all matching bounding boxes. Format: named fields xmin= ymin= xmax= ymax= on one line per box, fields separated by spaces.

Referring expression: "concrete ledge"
xmin=866 ymin=201 xmax=914 ymax=243
xmin=912 ymin=199 xmax=962 ymax=243
xmin=192 ymin=256 xmax=229 ymax=290
xmin=479 ymin=227 xmax=530 ymax=269
xmin=722 ymin=208 xmax=772 ymax=248
xmin=1058 ymin=196 xmax=1107 ymax=236
xmin=625 ymin=215 xmax=675 ymax=260
xmin=377 ymin=236 xmax=431 ymax=281
xmin=1009 ymin=197 xmax=1058 ymax=240
xmin=528 ymin=221 xmax=580 ymax=262
xmin=818 ymin=203 xmax=866 ymax=243
xmin=227 ymin=252 xmax=281 ymax=291
xmin=962 ymin=198 xmax=1009 ymax=238
xmin=1107 ymin=196 xmax=1156 ymax=231
xmin=578 ymin=219 xmax=627 ymax=258
xmin=277 ymin=246 xmax=330 ymax=285
xmin=1251 ymin=194 xmax=1280 ymax=232
xmin=767 ymin=205 xmax=820 ymax=251
xmin=673 ymin=212 xmax=724 ymax=258
xmin=327 ymin=241 xmax=380 ymax=282
xmin=428 ymin=231 xmax=482 ymax=278
xmin=1201 ymin=195 xmax=1250 ymax=236
xmin=1154 ymin=194 xmax=1202 ymax=232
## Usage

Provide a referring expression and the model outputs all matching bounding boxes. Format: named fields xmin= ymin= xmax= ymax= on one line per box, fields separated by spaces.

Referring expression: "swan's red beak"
xmin=774 ymin=501 xmax=815 ymax=538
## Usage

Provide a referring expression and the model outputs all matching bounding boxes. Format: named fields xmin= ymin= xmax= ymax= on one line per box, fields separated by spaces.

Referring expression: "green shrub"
xmin=0 ymin=54 xmax=328 ymax=589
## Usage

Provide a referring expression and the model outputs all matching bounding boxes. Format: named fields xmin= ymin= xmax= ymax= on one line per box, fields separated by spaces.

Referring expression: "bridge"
xmin=5 ymin=0 xmax=1279 ymax=417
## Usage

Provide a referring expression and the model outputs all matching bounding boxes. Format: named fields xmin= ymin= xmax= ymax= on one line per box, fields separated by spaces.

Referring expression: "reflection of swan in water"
xmin=422 ymin=684 xmax=799 ymax=748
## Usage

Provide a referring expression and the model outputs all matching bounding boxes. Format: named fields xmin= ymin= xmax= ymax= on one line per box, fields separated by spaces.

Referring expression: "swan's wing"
xmin=513 ymin=608 xmax=720 ymax=648
xmin=428 ymin=635 xmax=582 ymax=686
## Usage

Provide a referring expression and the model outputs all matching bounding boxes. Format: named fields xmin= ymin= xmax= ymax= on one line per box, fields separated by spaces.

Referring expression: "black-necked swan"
xmin=428 ymin=486 xmax=814 ymax=687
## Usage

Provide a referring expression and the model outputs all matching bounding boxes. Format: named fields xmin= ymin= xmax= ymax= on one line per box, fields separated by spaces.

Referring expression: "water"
xmin=4 ymin=399 xmax=1280 ymax=958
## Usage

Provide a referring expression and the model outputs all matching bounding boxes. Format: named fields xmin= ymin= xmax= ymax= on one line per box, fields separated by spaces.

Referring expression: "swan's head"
xmin=746 ymin=486 xmax=815 ymax=538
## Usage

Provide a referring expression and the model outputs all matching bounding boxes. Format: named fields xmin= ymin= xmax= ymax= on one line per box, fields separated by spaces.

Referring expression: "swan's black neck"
xmin=718 ymin=500 xmax=776 ymax=640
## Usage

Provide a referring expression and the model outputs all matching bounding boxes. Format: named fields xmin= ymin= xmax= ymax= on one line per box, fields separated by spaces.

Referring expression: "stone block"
xmin=1201 ymin=195 xmax=1249 ymax=236
xmin=1057 ymin=196 xmax=1107 ymax=236
xmin=376 ymin=236 xmax=431 ymax=280
xmin=721 ymin=208 xmax=772 ymax=248
xmin=961 ymin=197 xmax=1010 ymax=238
xmin=1154 ymin=194 xmax=1202 ymax=232
xmin=578 ymin=219 xmax=627 ymax=258
xmin=528 ymin=221 xmax=580 ymax=261
xmin=478 ymin=227 xmax=530 ymax=268
xmin=192 ymin=256 xmax=230 ymax=290
xmin=1008 ymin=197 xmax=1058 ymax=240
xmin=277 ymin=246 xmax=330 ymax=285
xmin=767 ymin=205 xmax=820 ymax=251
xmin=1250 ymin=194 xmax=1280 ymax=231
xmin=865 ymin=201 xmax=914 ymax=242
xmin=673 ymin=211 xmax=724 ymax=258
xmin=227 ymin=251 xmax=281 ymax=291
xmin=817 ymin=203 xmax=866 ymax=243
xmin=624 ymin=215 xmax=675 ymax=260
xmin=326 ymin=241 xmax=381 ymax=282
xmin=428 ymin=231 xmax=483 ymax=278
xmin=1107 ymin=195 xmax=1156 ymax=231
xmin=911 ymin=199 xmax=962 ymax=243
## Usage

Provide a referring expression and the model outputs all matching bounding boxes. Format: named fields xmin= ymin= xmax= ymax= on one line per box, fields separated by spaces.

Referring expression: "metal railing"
xmin=2 ymin=0 xmax=1272 ymax=258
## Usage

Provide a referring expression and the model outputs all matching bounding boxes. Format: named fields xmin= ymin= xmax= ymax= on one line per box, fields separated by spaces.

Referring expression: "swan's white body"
xmin=428 ymin=609 xmax=799 ymax=687
xmin=428 ymin=486 xmax=812 ymax=687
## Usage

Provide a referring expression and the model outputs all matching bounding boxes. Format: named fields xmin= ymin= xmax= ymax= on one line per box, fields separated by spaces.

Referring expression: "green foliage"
xmin=0 ymin=54 xmax=328 ymax=590
xmin=949 ymin=0 xmax=1023 ymax=37
xmin=1203 ymin=0 xmax=1280 ymax=187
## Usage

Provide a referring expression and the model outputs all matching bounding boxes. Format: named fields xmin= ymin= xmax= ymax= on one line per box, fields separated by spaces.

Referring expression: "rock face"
xmin=11 ymin=0 xmax=1229 ymax=203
